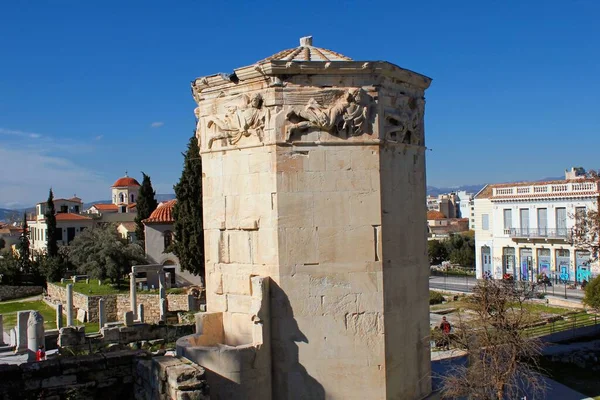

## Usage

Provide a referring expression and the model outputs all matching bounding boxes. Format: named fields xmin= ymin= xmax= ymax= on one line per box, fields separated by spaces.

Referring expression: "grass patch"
xmin=53 ymin=280 xmax=129 ymax=295
xmin=0 ymin=300 xmax=99 ymax=333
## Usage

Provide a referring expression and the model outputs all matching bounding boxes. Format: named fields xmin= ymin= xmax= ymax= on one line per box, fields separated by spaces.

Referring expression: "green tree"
xmin=46 ymin=188 xmax=59 ymax=258
xmin=69 ymin=224 xmax=147 ymax=287
xmin=171 ymin=134 xmax=205 ymax=281
xmin=446 ymin=231 xmax=475 ymax=269
xmin=38 ymin=254 xmax=67 ymax=283
xmin=583 ymin=275 xmax=600 ymax=311
xmin=16 ymin=213 xmax=31 ymax=273
xmin=0 ymin=252 xmax=20 ymax=285
xmin=428 ymin=239 xmax=448 ymax=265
xmin=135 ymin=172 xmax=158 ymax=244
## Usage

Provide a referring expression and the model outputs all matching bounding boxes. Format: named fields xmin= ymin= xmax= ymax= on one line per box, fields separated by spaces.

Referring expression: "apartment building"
xmin=474 ymin=168 xmax=599 ymax=283
xmin=28 ymin=197 xmax=94 ymax=255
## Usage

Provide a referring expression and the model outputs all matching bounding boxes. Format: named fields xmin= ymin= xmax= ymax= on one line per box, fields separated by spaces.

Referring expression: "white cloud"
xmin=150 ymin=122 xmax=164 ymax=128
xmin=0 ymin=128 xmax=43 ymax=140
xmin=0 ymin=127 xmax=111 ymax=208
xmin=0 ymin=146 xmax=110 ymax=209
xmin=94 ymin=135 xmax=104 ymax=141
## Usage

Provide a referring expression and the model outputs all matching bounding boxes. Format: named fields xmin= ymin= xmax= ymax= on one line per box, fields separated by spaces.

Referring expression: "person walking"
xmin=439 ymin=316 xmax=452 ymax=350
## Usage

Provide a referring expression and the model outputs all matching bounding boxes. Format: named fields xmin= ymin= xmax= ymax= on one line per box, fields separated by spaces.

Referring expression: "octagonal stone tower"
xmin=192 ymin=37 xmax=432 ymax=399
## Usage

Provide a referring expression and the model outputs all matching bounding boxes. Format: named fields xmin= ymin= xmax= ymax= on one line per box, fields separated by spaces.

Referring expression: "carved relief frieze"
xmin=285 ymin=88 xmax=375 ymax=141
xmin=205 ymin=93 xmax=269 ymax=149
xmin=383 ymin=97 xmax=424 ymax=146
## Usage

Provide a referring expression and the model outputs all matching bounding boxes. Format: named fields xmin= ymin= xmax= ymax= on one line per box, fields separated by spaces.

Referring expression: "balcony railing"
xmin=508 ymin=228 xmax=571 ymax=240
xmin=493 ymin=181 xmax=599 ymax=197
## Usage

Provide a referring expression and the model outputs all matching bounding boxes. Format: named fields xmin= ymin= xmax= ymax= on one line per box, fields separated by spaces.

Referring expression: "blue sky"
xmin=1 ymin=1 xmax=599 ymax=208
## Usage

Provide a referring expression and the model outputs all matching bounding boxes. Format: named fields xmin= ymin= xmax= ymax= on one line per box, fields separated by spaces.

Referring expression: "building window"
xmin=519 ymin=208 xmax=529 ymax=233
xmin=60 ymin=205 xmax=68 ymax=213
xmin=131 ymin=194 xmax=135 ymax=203
xmin=56 ymin=228 xmax=63 ymax=241
xmin=537 ymin=208 xmax=547 ymax=235
xmin=503 ymin=209 xmax=512 ymax=231
xmin=482 ymin=214 xmax=489 ymax=230
xmin=502 ymin=247 xmax=516 ymax=276
xmin=164 ymin=231 xmax=173 ymax=250
xmin=67 ymin=227 xmax=76 ymax=244
xmin=121 ymin=206 xmax=126 ymax=213
xmin=556 ymin=207 xmax=567 ymax=236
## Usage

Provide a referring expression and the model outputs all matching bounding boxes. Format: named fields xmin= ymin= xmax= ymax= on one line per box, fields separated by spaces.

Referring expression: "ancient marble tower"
xmin=191 ymin=37 xmax=432 ymax=399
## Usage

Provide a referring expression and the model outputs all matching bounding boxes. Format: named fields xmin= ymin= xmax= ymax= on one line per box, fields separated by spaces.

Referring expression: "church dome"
xmin=112 ymin=176 xmax=141 ymax=188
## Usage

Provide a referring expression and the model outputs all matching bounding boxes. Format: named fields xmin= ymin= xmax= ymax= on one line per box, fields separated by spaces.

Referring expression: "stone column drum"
xmin=27 ymin=311 xmax=44 ymax=357
xmin=190 ymin=36 xmax=432 ymax=399
xmin=66 ymin=284 xmax=74 ymax=326
xmin=56 ymin=304 xmax=63 ymax=330
xmin=98 ymin=298 xmax=106 ymax=329
xmin=16 ymin=310 xmax=30 ymax=352
xmin=130 ymin=266 xmax=137 ymax=320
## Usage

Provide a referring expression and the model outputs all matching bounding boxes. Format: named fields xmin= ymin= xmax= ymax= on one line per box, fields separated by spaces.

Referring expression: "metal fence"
xmin=525 ymin=312 xmax=600 ymax=338
xmin=429 ymin=270 xmax=588 ymax=301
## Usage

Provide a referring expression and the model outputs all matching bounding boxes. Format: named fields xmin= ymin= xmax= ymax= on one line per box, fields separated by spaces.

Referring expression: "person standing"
xmin=36 ymin=345 xmax=46 ymax=361
xmin=439 ymin=316 xmax=452 ymax=350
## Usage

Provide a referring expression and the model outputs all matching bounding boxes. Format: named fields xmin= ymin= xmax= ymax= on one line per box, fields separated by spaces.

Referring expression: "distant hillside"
xmin=426 ymin=176 xmax=569 ymax=197
xmin=0 ymin=208 xmax=20 ymax=223
xmin=427 ymin=185 xmax=485 ymax=197
xmin=0 ymin=194 xmax=176 ymax=219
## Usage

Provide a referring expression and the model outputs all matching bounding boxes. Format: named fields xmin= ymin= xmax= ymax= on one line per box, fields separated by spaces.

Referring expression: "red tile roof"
xmin=112 ymin=176 xmax=141 ymax=188
xmin=91 ymin=204 xmax=118 ymax=211
xmin=427 ymin=210 xmax=446 ymax=220
xmin=55 ymin=213 xmax=92 ymax=221
xmin=143 ymin=200 xmax=176 ymax=224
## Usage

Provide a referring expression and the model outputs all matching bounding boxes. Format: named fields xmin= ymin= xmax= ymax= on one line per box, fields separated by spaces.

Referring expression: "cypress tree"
xmin=17 ymin=213 xmax=31 ymax=272
xmin=172 ymin=134 xmax=205 ymax=281
xmin=135 ymin=172 xmax=158 ymax=243
xmin=46 ymin=188 xmax=58 ymax=257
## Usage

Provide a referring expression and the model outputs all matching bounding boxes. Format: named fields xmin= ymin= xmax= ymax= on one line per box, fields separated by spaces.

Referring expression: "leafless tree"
xmin=437 ymin=280 xmax=546 ymax=399
xmin=571 ymin=195 xmax=600 ymax=264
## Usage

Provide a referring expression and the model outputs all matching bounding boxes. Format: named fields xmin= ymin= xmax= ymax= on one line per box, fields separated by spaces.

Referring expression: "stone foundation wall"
xmin=0 ymin=350 xmax=149 ymax=399
xmin=47 ymin=283 xmax=193 ymax=324
xmin=46 ymin=282 xmax=89 ymax=319
xmin=135 ymin=356 xmax=209 ymax=400
xmin=0 ymin=351 xmax=208 ymax=400
xmin=0 ymin=285 xmax=43 ymax=301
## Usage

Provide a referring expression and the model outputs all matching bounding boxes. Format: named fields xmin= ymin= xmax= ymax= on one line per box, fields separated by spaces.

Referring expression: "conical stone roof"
xmin=257 ymin=36 xmax=352 ymax=63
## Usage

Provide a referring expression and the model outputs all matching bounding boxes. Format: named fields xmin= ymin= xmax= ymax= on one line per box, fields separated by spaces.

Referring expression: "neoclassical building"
xmin=474 ymin=167 xmax=599 ymax=283
xmin=28 ymin=197 xmax=94 ymax=255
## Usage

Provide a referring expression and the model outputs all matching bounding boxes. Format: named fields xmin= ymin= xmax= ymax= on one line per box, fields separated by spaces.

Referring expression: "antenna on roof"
xmin=125 ymin=170 xmax=128 ymax=177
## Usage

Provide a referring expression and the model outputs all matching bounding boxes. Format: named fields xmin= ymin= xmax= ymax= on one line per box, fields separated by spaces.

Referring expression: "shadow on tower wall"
xmin=270 ymin=281 xmax=325 ymax=399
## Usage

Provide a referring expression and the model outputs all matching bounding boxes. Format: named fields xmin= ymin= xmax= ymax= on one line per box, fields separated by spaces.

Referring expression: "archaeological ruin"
xmin=176 ymin=36 xmax=432 ymax=399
